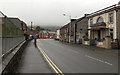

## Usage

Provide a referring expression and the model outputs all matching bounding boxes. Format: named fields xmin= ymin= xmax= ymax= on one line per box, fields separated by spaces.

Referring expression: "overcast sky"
xmin=0 ymin=0 xmax=120 ymax=26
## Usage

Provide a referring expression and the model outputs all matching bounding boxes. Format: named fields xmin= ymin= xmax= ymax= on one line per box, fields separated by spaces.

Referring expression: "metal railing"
xmin=0 ymin=11 xmax=27 ymax=74
xmin=2 ymin=36 xmax=25 ymax=55
xmin=0 ymin=11 xmax=25 ymax=56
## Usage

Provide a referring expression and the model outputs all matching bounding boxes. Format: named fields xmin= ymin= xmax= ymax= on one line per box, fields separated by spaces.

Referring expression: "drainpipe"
xmin=74 ymin=23 xmax=77 ymax=44
xmin=31 ymin=21 xmax=32 ymax=31
xmin=68 ymin=16 xmax=71 ymax=43
xmin=116 ymin=9 xmax=119 ymax=48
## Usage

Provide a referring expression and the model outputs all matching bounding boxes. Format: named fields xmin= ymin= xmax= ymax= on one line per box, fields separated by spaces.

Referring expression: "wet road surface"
xmin=16 ymin=40 xmax=52 ymax=73
xmin=37 ymin=39 xmax=118 ymax=73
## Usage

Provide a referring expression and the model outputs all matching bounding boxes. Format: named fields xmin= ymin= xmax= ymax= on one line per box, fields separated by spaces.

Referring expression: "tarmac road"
xmin=37 ymin=39 xmax=118 ymax=73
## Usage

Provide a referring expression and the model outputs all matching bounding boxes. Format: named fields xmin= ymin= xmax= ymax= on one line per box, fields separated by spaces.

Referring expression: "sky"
xmin=0 ymin=0 xmax=120 ymax=26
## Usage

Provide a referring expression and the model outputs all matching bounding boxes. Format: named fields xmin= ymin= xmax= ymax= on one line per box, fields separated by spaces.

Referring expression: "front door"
xmin=98 ymin=30 xmax=101 ymax=40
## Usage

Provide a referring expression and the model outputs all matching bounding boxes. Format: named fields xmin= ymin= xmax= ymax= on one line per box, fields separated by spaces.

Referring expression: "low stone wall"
xmin=83 ymin=41 xmax=90 ymax=45
xmin=111 ymin=39 xmax=120 ymax=49
xmin=1 ymin=40 xmax=29 ymax=74
xmin=118 ymin=40 xmax=120 ymax=49
xmin=96 ymin=41 xmax=105 ymax=48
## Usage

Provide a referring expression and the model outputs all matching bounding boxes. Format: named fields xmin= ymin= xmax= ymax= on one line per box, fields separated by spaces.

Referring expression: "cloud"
xmin=0 ymin=0 xmax=119 ymax=26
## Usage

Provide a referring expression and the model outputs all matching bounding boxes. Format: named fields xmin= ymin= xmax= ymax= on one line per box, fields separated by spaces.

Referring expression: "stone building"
xmin=8 ymin=18 xmax=27 ymax=32
xmin=69 ymin=19 xmax=77 ymax=43
xmin=60 ymin=16 xmax=88 ymax=44
xmin=87 ymin=3 xmax=120 ymax=48
xmin=117 ymin=1 xmax=120 ymax=48
xmin=75 ymin=15 xmax=89 ymax=44
xmin=59 ymin=24 xmax=69 ymax=42
xmin=55 ymin=29 xmax=60 ymax=40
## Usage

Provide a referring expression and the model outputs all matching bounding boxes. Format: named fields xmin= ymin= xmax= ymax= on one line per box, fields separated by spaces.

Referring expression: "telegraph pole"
xmin=31 ymin=21 xmax=33 ymax=31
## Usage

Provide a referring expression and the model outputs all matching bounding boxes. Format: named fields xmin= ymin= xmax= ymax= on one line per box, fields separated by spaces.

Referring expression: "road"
xmin=37 ymin=39 xmax=118 ymax=73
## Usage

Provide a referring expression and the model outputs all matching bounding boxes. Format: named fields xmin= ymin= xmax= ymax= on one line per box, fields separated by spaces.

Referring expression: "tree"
xmin=35 ymin=26 xmax=41 ymax=33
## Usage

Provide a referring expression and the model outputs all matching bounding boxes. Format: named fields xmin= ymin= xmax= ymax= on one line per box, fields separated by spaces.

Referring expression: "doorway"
xmin=98 ymin=30 xmax=101 ymax=40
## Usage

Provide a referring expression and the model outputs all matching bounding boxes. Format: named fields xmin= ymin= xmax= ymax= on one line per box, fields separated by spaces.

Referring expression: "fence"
xmin=0 ymin=12 xmax=25 ymax=56
xmin=2 ymin=36 xmax=25 ymax=55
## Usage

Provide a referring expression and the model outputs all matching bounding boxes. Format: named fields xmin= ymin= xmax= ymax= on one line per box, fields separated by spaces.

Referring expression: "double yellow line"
xmin=37 ymin=41 xmax=64 ymax=75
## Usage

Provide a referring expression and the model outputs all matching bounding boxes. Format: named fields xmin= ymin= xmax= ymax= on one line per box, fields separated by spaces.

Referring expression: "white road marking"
xmin=85 ymin=55 xmax=113 ymax=66
xmin=37 ymin=40 xmax=64 ymax=75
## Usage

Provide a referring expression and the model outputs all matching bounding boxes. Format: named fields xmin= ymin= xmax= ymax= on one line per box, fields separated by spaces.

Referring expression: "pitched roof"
xmin=87 ymin=4 xmax=120 ymax=18
xmin=8 ymin=18 xmax=22 ymax=28
xmin=0 ymin=11 xmax=6 ymax=17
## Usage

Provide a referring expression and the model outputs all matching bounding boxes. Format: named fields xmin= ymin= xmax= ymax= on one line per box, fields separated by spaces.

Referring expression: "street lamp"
xmin=63 ymin=14 xmax=72 ymax=43
xmin=63 ymin=14 xmax=71 ymax=22
xmin=63 ymin=14 xmax=78 ymax=43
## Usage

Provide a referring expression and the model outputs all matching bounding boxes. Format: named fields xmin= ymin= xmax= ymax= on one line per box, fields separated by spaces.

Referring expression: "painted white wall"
xmin=88 ymin=10 xmax=117 ymax=39
xmin=56 ymin=29 xmax=60 ymax=39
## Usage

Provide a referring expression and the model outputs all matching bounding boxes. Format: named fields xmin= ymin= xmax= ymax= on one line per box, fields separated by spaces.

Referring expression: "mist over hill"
xmin=27 ymin=25 xmax=61 ymax=32
xmin=41 ymin=26 xmax=61 ymax=31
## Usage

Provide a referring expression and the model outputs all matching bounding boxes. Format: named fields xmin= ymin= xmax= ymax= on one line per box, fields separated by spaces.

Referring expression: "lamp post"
xmin=63 ymin=14 xmax=78 ymax=44
xmin=63 ymin=14 xmax=71 ymax=22
xmin=63 ymin=14 xmax=72 ymax=43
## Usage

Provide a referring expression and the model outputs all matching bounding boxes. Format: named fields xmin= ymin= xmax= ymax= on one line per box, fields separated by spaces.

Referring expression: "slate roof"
xmin=8 ymin=18 xmax=22 ymax=28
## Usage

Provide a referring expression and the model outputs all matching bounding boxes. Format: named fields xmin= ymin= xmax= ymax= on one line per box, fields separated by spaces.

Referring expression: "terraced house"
xmin=87 ymin=2 xmax=120 ymax=48
xmin=8 ymin=18 xmax=28 ymax=33
xmin=69 ymin=19 xmax=77 ymax=43
xmin=75 ymin=15 xmax=89 ymax=44
xmin=60 ymin=15 xmax=89 ymax=44
xmin=59 ymin=24 xmax=69 ymax=42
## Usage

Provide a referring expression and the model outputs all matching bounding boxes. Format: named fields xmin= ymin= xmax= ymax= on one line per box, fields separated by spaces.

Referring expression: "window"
xmin=110 ymin=29 xmax=113 ymax=31
xmin=97 ymin=16 xmax=104 ymax=23
xmin=90 ymin=18 xmax=93 ymax=25
xmin=109 ymin=13 xmax=114 ymax=23
xmin=80 ymin=29 xmax=82 ymax=33
xmin=80 ymin=29 xmax=83 ymax=31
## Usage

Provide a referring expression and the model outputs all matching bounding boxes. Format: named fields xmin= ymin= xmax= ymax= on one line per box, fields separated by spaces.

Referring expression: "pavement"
xmin=16 ymin=40 xmax=52 ymax=73
xmin=37 ymin=39 xmax=118 ymax=73
xmin=0 ymin=37 xmax=1 ymax=75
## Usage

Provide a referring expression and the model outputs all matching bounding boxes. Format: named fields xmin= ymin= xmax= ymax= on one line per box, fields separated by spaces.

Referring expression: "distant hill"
xmin=40 ymin=26 xmax=61 ymax=31
xmin=27 ymin=25 xmax=61 ymax=32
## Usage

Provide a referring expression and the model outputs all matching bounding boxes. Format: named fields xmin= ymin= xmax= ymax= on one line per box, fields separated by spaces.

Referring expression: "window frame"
xmin=108 ymin=12 xmax=114 ymax=24
xmin=96 ymin=16 xmax=104 ymax=23
xmin=89 ymin=18 xmax=93 ymax=26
